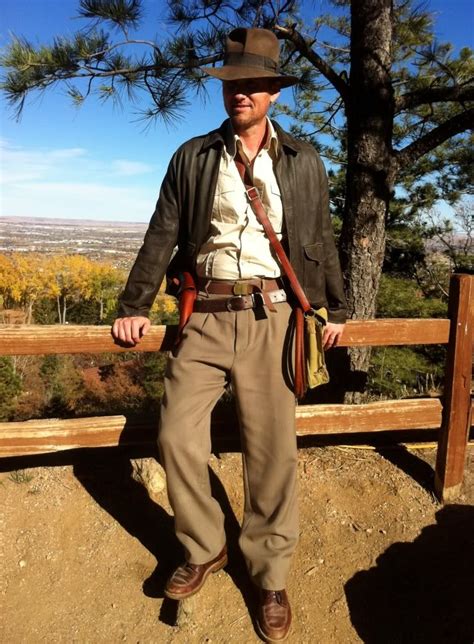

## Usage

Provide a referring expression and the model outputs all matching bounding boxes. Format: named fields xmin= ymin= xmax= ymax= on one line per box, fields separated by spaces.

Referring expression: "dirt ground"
xmin=1 ymin=441 xmax=473 ymax=644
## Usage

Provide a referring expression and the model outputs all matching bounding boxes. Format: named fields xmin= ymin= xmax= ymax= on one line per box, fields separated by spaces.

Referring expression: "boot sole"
xmin=256 ymin=618 xmax=291 ymax=643
xmin=164 ymin=553 xmax=228 ymax=601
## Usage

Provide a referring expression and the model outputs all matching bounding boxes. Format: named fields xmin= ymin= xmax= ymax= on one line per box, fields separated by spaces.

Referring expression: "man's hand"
xmin=112 ymin=316 xmax=151 ymax=346
xmin=323 ymin=322 xmax=345 ymax=350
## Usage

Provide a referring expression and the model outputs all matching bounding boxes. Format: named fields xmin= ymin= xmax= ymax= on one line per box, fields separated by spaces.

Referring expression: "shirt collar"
xmin=223 ymin=117 xmax=278 ymax=159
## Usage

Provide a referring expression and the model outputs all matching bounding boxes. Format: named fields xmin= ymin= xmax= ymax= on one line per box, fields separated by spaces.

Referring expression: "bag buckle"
xmin=246 ymin=186 xmax=260 ymax=201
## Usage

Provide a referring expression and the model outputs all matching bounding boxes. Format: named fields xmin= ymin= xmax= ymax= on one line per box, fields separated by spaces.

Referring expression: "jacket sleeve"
xmin=316 ymin=155 xmax=347 ymax=324
xmin=117 ymin=157 xmax=180 ymax=318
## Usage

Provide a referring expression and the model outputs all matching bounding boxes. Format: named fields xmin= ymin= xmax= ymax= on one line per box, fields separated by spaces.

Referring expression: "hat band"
xmin=224 ymin=52 xmax=280 ymax=73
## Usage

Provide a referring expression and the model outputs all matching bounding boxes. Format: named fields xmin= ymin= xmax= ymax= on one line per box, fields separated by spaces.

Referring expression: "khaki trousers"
xmin=158 ymin=295 xmax=298 ymax=590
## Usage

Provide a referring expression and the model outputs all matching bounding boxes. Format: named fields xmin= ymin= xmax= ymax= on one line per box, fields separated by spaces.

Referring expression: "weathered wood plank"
xmin=0 ymin=399 xmax=443 ymax=457
xmin=0 ymin=324 xmax=177 ymax=355
xmin=295 ymin=399 xmax=442 ymax=434
xmin=435 ymin=274 xmax=474 ymax=502
xmin=0 ymin=318 xmax=450 ymax=356
xmin=339 ymin=319 xmax=450 ymax=346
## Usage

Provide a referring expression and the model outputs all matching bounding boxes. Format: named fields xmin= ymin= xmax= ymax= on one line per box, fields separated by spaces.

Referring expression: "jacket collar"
xmin=200 ymin=118 xmax=301 ymax=155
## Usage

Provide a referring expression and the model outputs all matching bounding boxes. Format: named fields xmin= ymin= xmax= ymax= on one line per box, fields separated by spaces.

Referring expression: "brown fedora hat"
xmin=201 ymin=28 xmax=298 ymax=88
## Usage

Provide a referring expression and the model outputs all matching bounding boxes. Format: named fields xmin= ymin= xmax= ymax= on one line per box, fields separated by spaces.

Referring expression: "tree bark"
xmin=339 ymin=0 xmax=395 ymax=399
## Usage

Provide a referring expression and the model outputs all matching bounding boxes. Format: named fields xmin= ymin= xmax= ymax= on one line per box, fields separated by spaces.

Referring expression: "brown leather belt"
xmin=197 ymin=278 xmax=282 ymax=296
xmin=193 ymin=289 xmax=287 ymax=313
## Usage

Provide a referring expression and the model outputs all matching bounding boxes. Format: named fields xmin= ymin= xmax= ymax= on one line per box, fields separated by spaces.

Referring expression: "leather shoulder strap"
xmin=234 ymin=156 xmax=312 ymax=313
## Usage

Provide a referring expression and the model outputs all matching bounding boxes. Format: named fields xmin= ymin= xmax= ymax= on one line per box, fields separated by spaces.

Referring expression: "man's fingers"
xmin=112 ymin=319 xmax=130 ymax=344
xmin=131 ymin=317 xmax=150 ymax=343
xmin=325 ymin=331 xmax=341 ymax=349
xmin=141 ymin=318 xmax=151 ymax=336
xmin=120 ymin=319 xmax=134 ymax=344
xmin=323 ymin=323 xmax=344 ymax=350
xmin=131 ymin=318 xmax=141 ymax=343
xmin=112 ymin=317 xmax=150 ymax=345
xmin=323 ymin=330 xmax=334 ymax=350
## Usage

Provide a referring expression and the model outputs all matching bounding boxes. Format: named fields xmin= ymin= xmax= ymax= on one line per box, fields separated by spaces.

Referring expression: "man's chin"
xmin=230 ymin=114 xmax=253 ymax=129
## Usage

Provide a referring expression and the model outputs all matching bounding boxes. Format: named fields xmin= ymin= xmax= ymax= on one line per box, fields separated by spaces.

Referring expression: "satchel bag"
xmin=304 ymin=307 xmax=330 ymax=389
xmin=234 ymin=155 xmax=329 ymax=398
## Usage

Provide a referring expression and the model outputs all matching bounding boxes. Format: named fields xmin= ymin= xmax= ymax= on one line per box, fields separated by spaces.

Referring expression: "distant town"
xmin=0 ymin=216 xmax=148 ymax=269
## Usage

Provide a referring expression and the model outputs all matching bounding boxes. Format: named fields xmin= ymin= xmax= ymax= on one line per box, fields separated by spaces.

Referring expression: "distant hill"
xmin=0 ymin=215 xmax=148 ymax=228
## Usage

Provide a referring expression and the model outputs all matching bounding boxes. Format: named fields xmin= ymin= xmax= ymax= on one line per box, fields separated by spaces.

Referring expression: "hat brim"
xmin=201 ymin=65 xmax=298 ymax=88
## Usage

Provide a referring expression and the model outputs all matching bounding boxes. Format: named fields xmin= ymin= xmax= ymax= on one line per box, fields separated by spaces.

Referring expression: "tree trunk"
xmin=339 ymin=0 xmax=396 ymax=400
xmin=26 ymin=301 xmax=34 ymax=325
xmin=59 ymin=296 xmax=68 ymax=324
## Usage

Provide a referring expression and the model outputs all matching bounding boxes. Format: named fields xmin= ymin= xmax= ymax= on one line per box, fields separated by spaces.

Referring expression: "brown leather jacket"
xmin=118 ymin=119 xmax=347 ymax=323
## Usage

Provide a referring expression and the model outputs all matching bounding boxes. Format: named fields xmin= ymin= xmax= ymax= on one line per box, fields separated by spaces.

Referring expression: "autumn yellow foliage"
xmin=0 ymin=253 xmax=126 ymax=323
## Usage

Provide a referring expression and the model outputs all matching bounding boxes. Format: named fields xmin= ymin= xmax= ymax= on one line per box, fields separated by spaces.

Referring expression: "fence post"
xmin=435 ymin=274 xmax=473 ymax=503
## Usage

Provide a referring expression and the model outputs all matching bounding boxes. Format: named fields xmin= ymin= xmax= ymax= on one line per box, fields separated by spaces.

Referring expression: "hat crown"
xmin=201 ymin=27 xmax=298 ymax=87
xmin=226 ymin=28 xmax=280 ymax=65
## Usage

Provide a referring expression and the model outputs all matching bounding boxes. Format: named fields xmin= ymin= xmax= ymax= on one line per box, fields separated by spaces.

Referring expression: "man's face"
xmin=223 ymin=78 xmax=280 ymax=131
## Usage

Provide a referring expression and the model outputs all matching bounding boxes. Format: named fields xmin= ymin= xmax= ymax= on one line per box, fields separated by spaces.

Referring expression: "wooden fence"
xmin=0 ymin=274 xmax=472 ymax=502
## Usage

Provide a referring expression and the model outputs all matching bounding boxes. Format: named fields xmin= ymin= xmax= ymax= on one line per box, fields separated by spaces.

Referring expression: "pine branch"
xmin=396 ymin=83 xmax=474 ymax=111
xmin=1 ymin=39 xmax=221 ymax=117
xmin=396 ymin=107 xmax=474 ymax=167
xmin=78 ymin=0 xmax=143 ymax=30
xmin=274 ymin=24 xmax=349 ymax=102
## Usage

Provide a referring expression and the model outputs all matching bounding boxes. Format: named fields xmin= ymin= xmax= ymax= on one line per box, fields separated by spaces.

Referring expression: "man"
xmin=112 ymin=28 xmax=346 ymax=642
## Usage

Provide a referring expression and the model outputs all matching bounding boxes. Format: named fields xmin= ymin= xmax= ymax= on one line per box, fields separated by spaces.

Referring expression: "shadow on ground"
xmin=73 ymin=449 xmax=257 ymax=627
xmin=375 ymin=446 xmax=436 ymax=494
xmin=345 ymin=504 xmax=474 ymax=644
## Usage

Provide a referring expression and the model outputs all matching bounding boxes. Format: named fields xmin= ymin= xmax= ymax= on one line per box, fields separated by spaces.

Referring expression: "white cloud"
xmin=0 ymin=140 xmax=161 ymax=221
xmin=0 ymin=141 xmax=88 ymax=183
xmin=111 ymin=159 xmax=153 ymax=176
xmin=48 ymin=148 xmax=87 ymax=159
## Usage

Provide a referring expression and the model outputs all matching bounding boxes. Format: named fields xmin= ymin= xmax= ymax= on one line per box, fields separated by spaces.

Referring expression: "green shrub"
xmin=369 ymin=346 xmax=444 ymax=398
xmin=376 ymin=275 xmax=447 ymax=318
xmin=0 ymin=357 xmax=22 ymax=420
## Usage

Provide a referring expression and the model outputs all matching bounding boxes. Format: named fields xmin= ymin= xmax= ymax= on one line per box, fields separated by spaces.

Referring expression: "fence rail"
xmin=0 ymin=273 xmax=472 ymax=502
xmin=0 ymin=399 xmax=446 ymax=457
xmin=0 ymin=318 xmax=451 ymax=355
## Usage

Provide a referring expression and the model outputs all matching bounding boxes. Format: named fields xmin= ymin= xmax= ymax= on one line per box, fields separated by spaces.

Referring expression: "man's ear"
xmin=270 ymin=91 xmax=281 ymax=104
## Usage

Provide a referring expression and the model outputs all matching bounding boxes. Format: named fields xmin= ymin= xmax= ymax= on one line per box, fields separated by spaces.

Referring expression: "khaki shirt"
xmin=196 ymin=119 xmax=283 ymax=279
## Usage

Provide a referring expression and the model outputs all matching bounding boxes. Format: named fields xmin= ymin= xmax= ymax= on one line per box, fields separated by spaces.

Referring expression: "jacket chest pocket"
xmin=303 ymin=242 xmax=325 ymax=292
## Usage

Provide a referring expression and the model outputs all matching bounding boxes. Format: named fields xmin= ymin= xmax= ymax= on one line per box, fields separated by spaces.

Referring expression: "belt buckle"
xmin=226 ymin=295 xmax=244 ymax=311
xmin=233 ymin=282 xmax=252 ymax=296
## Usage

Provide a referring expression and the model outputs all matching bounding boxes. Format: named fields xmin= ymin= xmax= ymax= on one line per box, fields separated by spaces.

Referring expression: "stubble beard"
xmin=229 ymin=107 xmax=266 ymax=135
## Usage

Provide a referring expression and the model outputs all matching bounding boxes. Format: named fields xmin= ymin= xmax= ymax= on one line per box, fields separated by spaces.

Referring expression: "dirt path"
xmin=1 ymin=445 xmax=473 ymax=643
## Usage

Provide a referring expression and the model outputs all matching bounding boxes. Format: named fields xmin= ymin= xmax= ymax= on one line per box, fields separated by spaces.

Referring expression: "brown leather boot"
xmin=256 ymin=589 xmax=292 ymax=642
xmin=164 ymin=546 xmax=228 ymax=600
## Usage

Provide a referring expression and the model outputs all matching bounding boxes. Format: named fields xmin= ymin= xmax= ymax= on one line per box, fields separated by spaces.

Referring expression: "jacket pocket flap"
xmin=304 ymin=242 xmax=324 ymax=263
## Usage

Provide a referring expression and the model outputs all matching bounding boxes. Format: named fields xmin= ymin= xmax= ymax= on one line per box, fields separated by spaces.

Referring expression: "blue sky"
xmin=1 ymin=0 xmax=473 ymax=222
